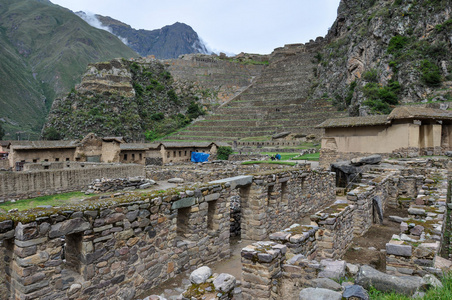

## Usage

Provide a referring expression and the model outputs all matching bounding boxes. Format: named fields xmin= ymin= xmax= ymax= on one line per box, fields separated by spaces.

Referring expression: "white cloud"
xmin=75 ymin=11 xmax=129 ymax=45
xmin=52 ymin=0 xmax=341 ymax=54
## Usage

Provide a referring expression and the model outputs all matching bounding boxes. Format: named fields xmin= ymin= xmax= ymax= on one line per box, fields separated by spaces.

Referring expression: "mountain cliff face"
xmin=311 ymin=0 xmax=452 ymax=115
xmin=94 ymin=15 xmax=209 ymax=59
xmin=0 ymin=0 xmax=137 ymax=139
xmin=43 ymin=58 xmax=205 ymax=141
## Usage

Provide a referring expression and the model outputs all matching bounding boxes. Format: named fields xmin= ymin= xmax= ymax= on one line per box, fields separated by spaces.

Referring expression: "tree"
xmin=217 ymin=146 xmax=233 ymax=160
xmin=42 ymin=127 xmax=61 ymax=140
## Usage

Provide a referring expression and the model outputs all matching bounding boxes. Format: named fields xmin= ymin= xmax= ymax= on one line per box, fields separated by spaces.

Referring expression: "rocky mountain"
xmin=311 ymin=0 xmax=452 ymax=115
xmin=42 ymin=58 xmax=206 ymax=141
xmin=86 ymin=13 xmax=210 ymax=59
xmin=0 ymin=0 xmax=137 ymax=139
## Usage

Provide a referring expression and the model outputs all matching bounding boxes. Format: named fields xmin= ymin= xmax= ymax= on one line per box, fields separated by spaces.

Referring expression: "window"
xmin=44 ymin=159 xmax=49 ymax=162
xmin=64 ymin=232 xmax=83 ymax=274
xmin=66 ymin=158 xmax=70 ymax=161
xmin=207 ymin=200 xmax=217 ymax=231
xmin=33 ymin=159 xmax=37 ymax=163
xmin=132 ymin=153 xmax=135 ymax=160
xmin=139 ymin=153 xmax=142 ymax=160
xmin=177 ymin=207 xmax=190 ymax=238
xmin=124 ymin=154 xmax=128 ymax=161
xmin=173 ymin=151 xmax=176 ymax=157
xmin=179 ymin=151 xmax=181 ymax=157
xmin=55 ymin=158 xmax=59 ymax=162
xmin=281 ymin=182 xmax=288 ymax=204
xmin=184 ymin=151 xmax=187 ymax=156
xmin=267 ymin=185 xmax=274 ymax=206
xmin=167 ymin=152 xmax=170 ymax=158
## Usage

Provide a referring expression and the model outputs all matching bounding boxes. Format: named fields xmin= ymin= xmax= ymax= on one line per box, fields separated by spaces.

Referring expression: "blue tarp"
xmin=191 ymin=152 xmax=210 ymax=163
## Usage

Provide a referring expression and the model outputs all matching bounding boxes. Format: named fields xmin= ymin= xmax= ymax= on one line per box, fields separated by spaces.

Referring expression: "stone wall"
xmin=311 ymin=200 xmax=355 ymax=260
xmin=0 ymin=164 xmax=144 ymax=202
xmin=385 ymin=170 xmax=449 ymax=276
xmin=239 ymin=170 xmax=335 ymax=241
xmin=0 ymin=183 xmax=232 ymax=300
xmin=0 ymin=168 xmax=334 ymax=299
xmin=146 ymin=162 xmax=310 ymax=183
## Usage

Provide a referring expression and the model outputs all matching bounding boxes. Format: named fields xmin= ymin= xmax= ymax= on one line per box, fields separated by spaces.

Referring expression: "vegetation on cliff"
xmin=312 ymin=0 xmax=452 ymax=115
xmin=43 ymin=59 xmax=206 ymax=141
xmin=0 ymin=0 xmax=137 ymax=139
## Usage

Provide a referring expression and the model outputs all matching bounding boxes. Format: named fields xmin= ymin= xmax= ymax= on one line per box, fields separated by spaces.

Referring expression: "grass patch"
xmin=261 ymin=153 xmax=299 ymax=160
xmin=0 ymin=191 xmax=90 ymax=212
xmin=292 ymin=153 xmax=320 ymax=161
xmin=368 ymin=271 xmax=452 ymax=299
xmin=241 ymin=161 xmax=297 ymax=166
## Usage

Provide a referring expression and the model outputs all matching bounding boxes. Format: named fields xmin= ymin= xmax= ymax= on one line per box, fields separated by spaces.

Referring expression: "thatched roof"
xmin=162 ymin=142 xmax=214 ymax=149
xmin=11 ymin=140 xmax=79 ymax=150
xmin=0 ymin=141 xmax=11 ymax=148
xmin=102 ymin=137 xmax=125 ymax=143
xmin=120 ymin=143 xmax=162 ymax=151
xmin=388 ymin=106 xmax=452 ymax=120
xmin=316 ymin=115 xmax=390 ymax=128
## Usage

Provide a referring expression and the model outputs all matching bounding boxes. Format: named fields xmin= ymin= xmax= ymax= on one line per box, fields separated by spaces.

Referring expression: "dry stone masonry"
xmin=0 ymin=167 xmax=336 ymax=299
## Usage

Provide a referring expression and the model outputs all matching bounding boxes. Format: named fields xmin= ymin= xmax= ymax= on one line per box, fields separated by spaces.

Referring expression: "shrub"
xmin=151 ymin=112 xmax=165 ymax=121
xmin=167 ymin=90 xmax=178 ymax=103
xmin=217 ymin=146 xmax=233 ymax=160
xmin=133 ymin=83 xmax=143 ymax=96
xmin=159 ymin=71 xmax=172 ymax=80
xmin=388 ymin=35 xmax=409 ymax=54
xmin=420 ymin=60 xmax=442 ymax=87
xmin=345 ymin=81 xmax=357 ymax=106
xmin=362 ymin=81 xmax=400 ymax=114
xmin=186 ymin=102 xmax=205 ymax=120
xmin=363 ymin=69 xmax=379 ymax=82
xmin=42 ymin=127 xmax=61 ymax=140
xmin=144 ymin=129 xmax=160 ymax=141
xmin=130 ymin=62 xmax=140 ymax=73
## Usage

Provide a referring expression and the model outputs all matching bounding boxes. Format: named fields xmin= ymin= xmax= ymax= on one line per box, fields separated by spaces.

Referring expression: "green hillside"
xmin=0 ymin=0 xmax=137 ymax=139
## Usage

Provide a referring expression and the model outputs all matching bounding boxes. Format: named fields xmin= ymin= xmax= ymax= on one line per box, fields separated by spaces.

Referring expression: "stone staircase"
xmin=168 ymin=51 xmax=347 ymax=142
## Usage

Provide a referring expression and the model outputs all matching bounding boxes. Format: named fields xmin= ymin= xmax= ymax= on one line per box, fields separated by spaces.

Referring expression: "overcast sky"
xmin=51 ymin=0 xmax=341 ymax=55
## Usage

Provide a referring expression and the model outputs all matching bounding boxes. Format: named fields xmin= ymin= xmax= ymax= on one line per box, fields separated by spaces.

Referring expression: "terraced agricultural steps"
xmin=168 ymin=48 xmax=347 ymax=142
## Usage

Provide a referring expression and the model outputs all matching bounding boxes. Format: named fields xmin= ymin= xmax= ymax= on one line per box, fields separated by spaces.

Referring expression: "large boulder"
xmin=213 ymin=273 xmax=236 ymax=293
xmin=318 ymin=259 xmax=346 ymax=280
xmin=189 ymin=266 xmax=212 ymax=284
xmin=310 ymin=278 xmax=342 ymax=291
xmin=351 ymin=155 xmax=382 ymax=166
xmin=342 ymin=285 xmax=369 ymax=300
xmin=355 ymin=265 xmax=422 ymax=296
xmin=299 ymin=288 xmax=342 ymax=300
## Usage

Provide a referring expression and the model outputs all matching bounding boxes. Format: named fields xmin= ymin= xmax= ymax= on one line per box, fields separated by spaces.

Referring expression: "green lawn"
xmin=292 ymin=153 xmax=320 ymax=161
xmin=241 ymin=160 xmax=297 ymax=166
xmin=261 ymin=152 xmax=299 ymax=160
xmin=0 ymin=191 xmax=90 ymax=213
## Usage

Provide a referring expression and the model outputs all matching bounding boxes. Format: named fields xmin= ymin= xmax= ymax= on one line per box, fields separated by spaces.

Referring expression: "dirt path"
xmin=343 ymin=206 xmax=408 ymax=271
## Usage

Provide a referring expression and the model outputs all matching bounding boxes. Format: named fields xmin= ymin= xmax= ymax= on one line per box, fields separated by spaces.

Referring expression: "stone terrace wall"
xmin=0 ymin=168 xmax=333 ymax=300
xmin=165 ymin=57 xmax=264 ymax=106
xmin=146 ymin=162 xmax=310 ymax=183
xmin=0 ymin=164 xmax=144 ymax=202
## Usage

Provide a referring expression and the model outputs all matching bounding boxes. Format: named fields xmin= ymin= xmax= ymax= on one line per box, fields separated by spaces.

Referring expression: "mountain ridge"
xmin=0 ymin=0 xmax=137 ymax=139
xmin=93 ymin=14 xmax=210 ymax=59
